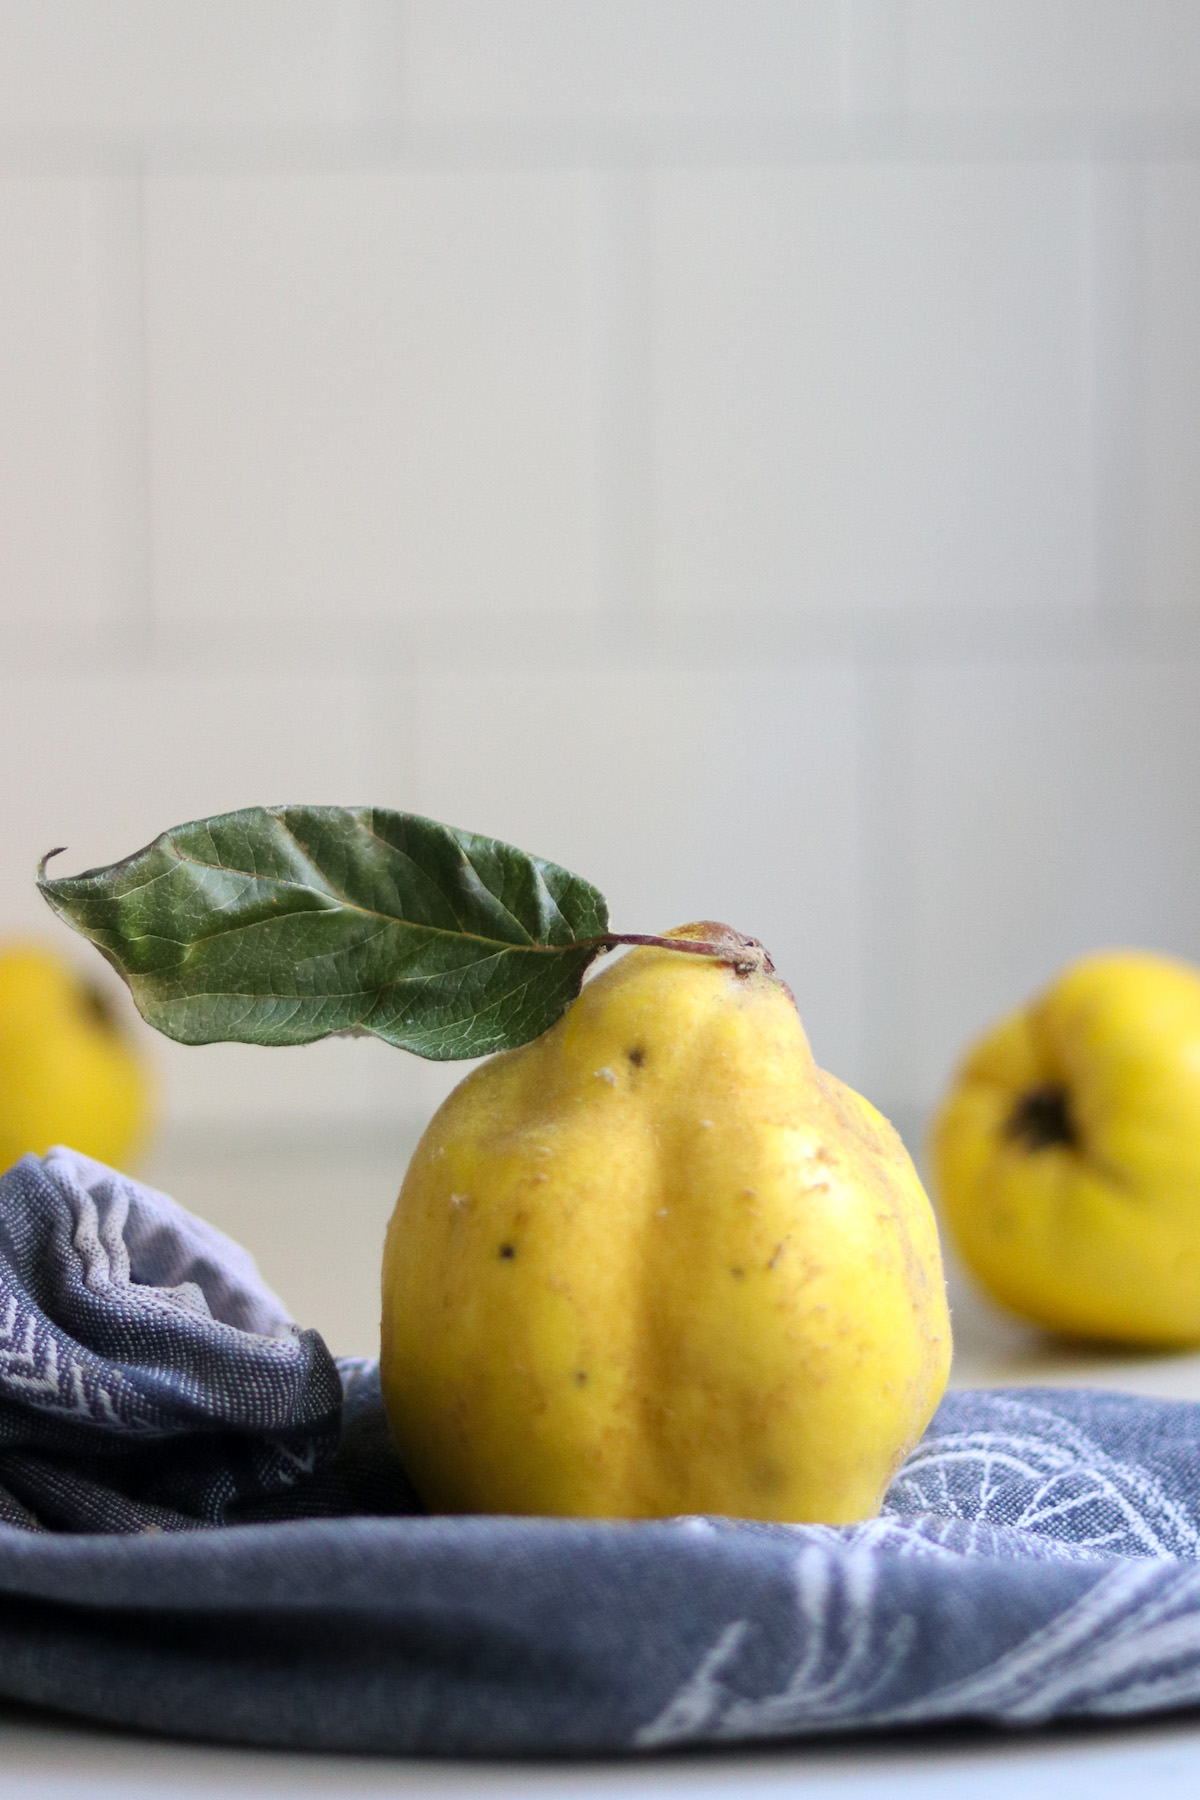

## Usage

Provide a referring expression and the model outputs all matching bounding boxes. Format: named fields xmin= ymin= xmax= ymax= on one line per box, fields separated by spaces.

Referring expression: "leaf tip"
xmin=37 ymin=846 xmax=69 ymax=886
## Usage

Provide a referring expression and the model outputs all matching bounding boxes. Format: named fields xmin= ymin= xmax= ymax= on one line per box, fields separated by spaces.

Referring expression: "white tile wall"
xmin=904 ymin=656 xmax=1200 ymax=1110
xmin=649 ymin=164 xmax=1093 ymax=619
xmin=404 ymin=1 xmax=843 ymax=128
xmin=0 ymin=179 xmax=111 ymax=625
xmin=1143 ymin=164 xmax=1200 ymax=610
xmin=0 ymin=1 xmax=1198 ymax=1165
xmin=0 ymin=2 xmax=367 ymax=133
xmin=907 ymin=1 xmax=1200 ymax=115
xmin=145 ymin=170 xmax=595 ymax=628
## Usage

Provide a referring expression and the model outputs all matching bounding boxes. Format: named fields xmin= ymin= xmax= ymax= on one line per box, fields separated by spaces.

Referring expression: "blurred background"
xmin=2 ymin=2 xmax=1200 ymax=1362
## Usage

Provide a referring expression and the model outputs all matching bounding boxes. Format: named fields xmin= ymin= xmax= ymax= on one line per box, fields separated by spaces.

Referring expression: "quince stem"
xmin=585 ymin=928 xmax=776 ymax=981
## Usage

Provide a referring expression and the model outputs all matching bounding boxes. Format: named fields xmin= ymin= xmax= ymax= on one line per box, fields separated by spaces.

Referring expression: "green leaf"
xmin=38 ymin=806 xmax=610 ymax=1060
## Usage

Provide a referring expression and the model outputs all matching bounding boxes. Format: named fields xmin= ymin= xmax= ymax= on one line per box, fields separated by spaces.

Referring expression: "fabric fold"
xmin=0 ymin=1148 xmax=347 ymax=1530
xmin=1 ymin=1149 xmax=1200 ymax=1752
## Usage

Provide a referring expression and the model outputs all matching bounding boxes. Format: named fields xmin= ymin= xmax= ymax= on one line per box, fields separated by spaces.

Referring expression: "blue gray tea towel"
xmin=2 ymin=1147 xmax=1200 ymax=1754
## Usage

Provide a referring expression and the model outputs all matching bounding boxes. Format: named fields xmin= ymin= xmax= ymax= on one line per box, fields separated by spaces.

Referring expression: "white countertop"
xmin=5 ymin=1705 xmax=1200 ymax=1799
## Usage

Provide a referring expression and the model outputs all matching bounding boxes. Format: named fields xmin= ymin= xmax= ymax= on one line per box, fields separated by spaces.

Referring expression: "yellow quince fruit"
xmin=0 ymin=942 xmax=152 ymax=1174
xmin=381 ymin=924 xmax=951 ymax=1523
xmin=930 ymin=949 xmax=1200 ymax=1346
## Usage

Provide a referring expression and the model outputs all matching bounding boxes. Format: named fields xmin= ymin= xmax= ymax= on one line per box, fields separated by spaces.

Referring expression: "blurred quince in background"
xmin=930 ymin=949 xmax=1200 ymax=1348
xmin=0 ymin=943 xmax=152 ymax=1175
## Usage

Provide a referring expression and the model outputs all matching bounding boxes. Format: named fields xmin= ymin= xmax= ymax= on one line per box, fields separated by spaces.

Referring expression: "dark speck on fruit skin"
xmin=731 ymin=1266 xmax=745 ymax=1279
xmin=627 ymin=1046 xmax=646 ymax=1067
xmin=498 ymin=1243 xmax=516 ymax=1260
xmin=574 ymin=1370 xmax=588 ymax=1385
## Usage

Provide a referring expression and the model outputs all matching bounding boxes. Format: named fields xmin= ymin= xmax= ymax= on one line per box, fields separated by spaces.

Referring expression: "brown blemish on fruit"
xmin=498 ymin=1243 xmax=516 ymax=1260
xmin=627 ymin=1046 xmax=646 ymax=1067
xmin=750 ymin=1458 xmax=785 ymax=1495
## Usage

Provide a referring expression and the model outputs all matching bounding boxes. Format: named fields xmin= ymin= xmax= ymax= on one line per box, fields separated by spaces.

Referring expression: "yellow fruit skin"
xmin=931 ymin=949 xmax=1200 ymax=1347
xmin=381 ymin=932 xmax=951 ymax=1523
xmin=0 ymin=944 xmax=151 ymax=1174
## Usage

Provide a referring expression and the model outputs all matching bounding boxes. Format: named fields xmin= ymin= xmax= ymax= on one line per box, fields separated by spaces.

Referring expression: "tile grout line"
xmin=94 ymin=162 xmax=156 ymax=661
xmin=132 ymin=161 xmax=157 ymax=656
xmin=857 ymin=655 xmax=922 ymax=1142
xmin=580 ymin=164 xmax=654 ymax=632
xmin=11 ymin=604 xmax=1200 ymax=680
xmin=1087 ymin=158 xmax=1148 ymax=630
xmin=6 ymin=117 xmax=1200 ymax=181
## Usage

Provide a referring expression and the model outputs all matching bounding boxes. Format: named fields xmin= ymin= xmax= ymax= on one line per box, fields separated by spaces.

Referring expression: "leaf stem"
xmin=585 ymin=930 xmax=776 ymax=980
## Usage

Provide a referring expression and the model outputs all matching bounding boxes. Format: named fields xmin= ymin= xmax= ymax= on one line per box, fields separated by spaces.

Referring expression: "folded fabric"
xmin=2 ymin=1148 xmax=1200 ymax=1754
xmin=0 ymin=1148 xmax=415 ymax=1530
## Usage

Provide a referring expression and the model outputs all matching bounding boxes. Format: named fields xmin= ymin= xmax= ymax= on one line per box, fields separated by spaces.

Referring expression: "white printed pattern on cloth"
xmin=637 ymin=1403 xmax=1200 ymax=1745
xmin=0 ymin=1182 xmax=213 ymax=1433
xmin=887 ymin=1397 xmax=1200 ymax=1560
xmin=0 ymin=1290 xmax=124 ymax=1427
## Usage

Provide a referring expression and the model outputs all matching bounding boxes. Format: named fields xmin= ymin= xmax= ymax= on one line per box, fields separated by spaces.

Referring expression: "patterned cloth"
xmin=2 ymin=1149 xmax=1200 ymax=1752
